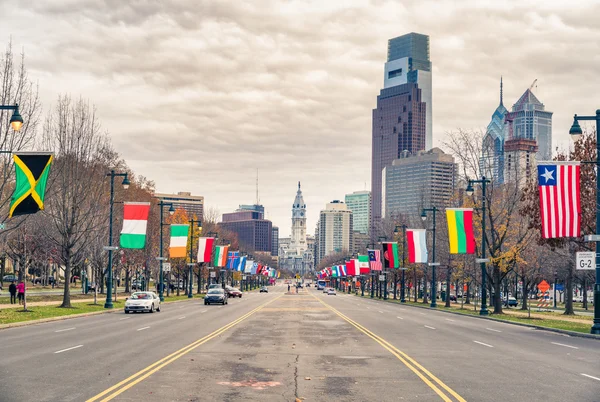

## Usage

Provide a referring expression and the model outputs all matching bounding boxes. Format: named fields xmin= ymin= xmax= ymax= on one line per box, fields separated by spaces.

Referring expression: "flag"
xmin=538 ymin=162 xmax=581 ymax=238
xmin=407 ymin=229 xmax=428 ymax=263
xmin=226 ymin=251 xmax=240 ymax=269
xmin=169 ymin=224 xmax=189 ymax=258
xmin=346 ymin=259 xmax=357 ymax=276
xmin=120 ymin=202 xmax=151 ymax=249
xmin=382 ymin=243 xmax=400 ymax=268
xmin=197 ymin=237 xmax=215 ymax=263
xmin=358 ymin=255 xmax=370 ymax=274
xmin=368 ymin=249 xmax=382 ymax=271
xmin=338 ymin=265 xmax=347 ymax=276
xmin=213 ymin=245 xmax=229 ymax=267
xmin=277 ymin=271 xmax=280 ymax=278
xmin=237 ymin=256 xmax=246 ymax=272
xmin=9 ymin=153 xmax=53 ymax=218
xmin=251 ymin=262 xmax=258 ymax=275
xmin=245 ymin=260 xmax=254 ymax=273
xmin=446 ymin=208 xmax=476 ymax=254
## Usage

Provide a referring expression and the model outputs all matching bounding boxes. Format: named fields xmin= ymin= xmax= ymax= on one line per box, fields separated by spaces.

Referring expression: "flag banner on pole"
xmin=537 ymin=162 xmax=581 ymax=238
xmin=407 ymin=229 xmax=428 ymax=263
xmin=9 ymin=153 xmax=53 ymax=218
xmin=358 ymin=255 xmax=370 ymax=274
xmin=382 ymin=243 xmax=400 ymax=268
xmin=338 ymin=265 xmax=347 ymax=276
xmin=330 ymin=267 xmax=338 ymax=277
xmin=197 ymin=237 xmax=215 ymax=263
xmin=169 ymin=224 xmax=189 ymax=258
xmin=346 ymin=259 xmax=358 ymax=276
xmin=120 ymin=202 xmax=151 ymax=249
xmin=251 ymin=262 xmax=258 ymax=275
xmin=237 ymin=256 xmax=246 ymax=272
xmin=244 ymin=260 xmax=254 ymax=273
xmin=446 ymin=208 xmax=476 ymax=254
xmin=226 ymin=251 xmax=240 ymax=270
xmin=368 ymin=249 xmax=382 ymax=271
xmin=213 ymin=245 xmax=229 ymax=267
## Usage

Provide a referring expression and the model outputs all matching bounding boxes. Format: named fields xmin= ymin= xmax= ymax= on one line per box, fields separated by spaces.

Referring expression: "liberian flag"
xmin=213 ymin=245 xmax=229 ymax=267
xmin=538 ymin=162 xmax=581 ymax=238
xmin=368 ymin=249 xmax=382 ymax=271
xmin=244 ymin=260 xmax=254 ymax=273
xmin=169 ymin=224 xmax=189 ymax=258
xmin=120 ymin=202 xmax=151 ymax=249
xmin=407 ymin=229 xmax=428 ymax=263
xmin=382 ymin=243 xmax=400 ymax=268
xmin=358 ymin=255 xmax=370 ymax=274
xmin=226 ymin=251 xmax=240 ymax=269
xmin=237 ymin=256 xmax=247 ymax=272
xmin=197 ymin=237 xmax=215 ymax=263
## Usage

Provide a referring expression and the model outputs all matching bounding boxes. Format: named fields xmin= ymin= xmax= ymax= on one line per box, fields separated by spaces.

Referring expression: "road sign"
xmin=538 ymin=280 xmax=550 ymax=293
xmin=555 ymin=284 xmax=564 ymax=291
xmin=210 ymin=272 xmax=216 ymax=278
xmin=379 ymin=275 xmax=385 ymax=281
xmin=576 ymin=251 xmax=595 ymax=270
xmin=162 ymin=263 xmax=171 ymax=272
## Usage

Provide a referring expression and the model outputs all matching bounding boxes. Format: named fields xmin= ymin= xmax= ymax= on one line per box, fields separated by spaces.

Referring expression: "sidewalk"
xmin=0 ymin=299 xmax=98 ymax=309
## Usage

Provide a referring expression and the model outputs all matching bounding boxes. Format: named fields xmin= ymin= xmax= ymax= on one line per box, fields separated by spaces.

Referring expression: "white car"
xmin=125 ymin=292 xmax=161 ymax=313
xmin=327 ymin=288 xmax=336 ymax=296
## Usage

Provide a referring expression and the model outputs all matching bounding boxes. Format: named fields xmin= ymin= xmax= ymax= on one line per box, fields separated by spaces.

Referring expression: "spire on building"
xmin=298 ymin=181 xmax=301 ymax=190
xmin=500 ymin=76 xmax=503 ymax=106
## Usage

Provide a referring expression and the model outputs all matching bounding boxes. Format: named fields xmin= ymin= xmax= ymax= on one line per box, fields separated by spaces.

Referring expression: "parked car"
xmin=208 ymin=284 xmax=221 ymax=290
xmin=124 ymin=292 xmax=161 ymax=313
xmin=573 ymin=295 xmax=584 ymax=303
xmin=504 ymin=297 xmax=518 ymax=307
xmin=33 ymin=277 xmax=55 ymax=285
xmin=205 ymin=288 xmax=228 ymax=305
xmin=226 ymin=288 xmax=243 ymax=298
xmin=327 ymin=288 xmax=336 ymax=296
xmin=2 ymin=275 xmax=17 ymax=282
xmin=260 ymin=286 xmax=269 ymax=293
xmin=449 ymin=294 xmax=457 ymax=302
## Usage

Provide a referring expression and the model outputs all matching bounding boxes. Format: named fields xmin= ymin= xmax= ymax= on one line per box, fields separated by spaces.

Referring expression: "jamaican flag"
xmin=9 ymin=153 xmax=53 ymax=218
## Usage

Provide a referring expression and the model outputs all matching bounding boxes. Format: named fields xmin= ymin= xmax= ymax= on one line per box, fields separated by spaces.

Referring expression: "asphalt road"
xmin=1 ymin=285 xmax=599 ymax=401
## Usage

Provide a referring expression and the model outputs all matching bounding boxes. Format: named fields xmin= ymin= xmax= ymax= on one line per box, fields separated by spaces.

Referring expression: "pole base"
xmin=188 ymin=293 xmax=193 ymax=298
xmin=400 ymin=299 xmax=406 ymax=303
xmin=591 ymin=324 xmax=600 ymax=335
xmin=160 ymin=296 xmax=165 ymax=302
xmin=104 ymin=302 xmax=113 ymax=309
xmin=479 ymin=308 xmax=489 ymax=316
xmin=430 ymin=302 xmax=437 ymax=308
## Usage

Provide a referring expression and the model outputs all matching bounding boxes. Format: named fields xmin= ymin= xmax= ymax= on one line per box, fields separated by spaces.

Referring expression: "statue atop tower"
xmin=290 ymin=181 xmax=307 ymax=254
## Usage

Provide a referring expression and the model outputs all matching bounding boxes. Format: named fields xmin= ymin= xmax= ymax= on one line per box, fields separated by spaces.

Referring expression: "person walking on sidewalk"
xmin=16 ymin=281 xmax=25 ymax=305
xmin=9 ymin=282 xmax=17 ymax=304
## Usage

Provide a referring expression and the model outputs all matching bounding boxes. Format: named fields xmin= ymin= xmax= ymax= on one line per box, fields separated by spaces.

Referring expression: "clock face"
xmin=300 ymin=212 xmax=304 ymax=216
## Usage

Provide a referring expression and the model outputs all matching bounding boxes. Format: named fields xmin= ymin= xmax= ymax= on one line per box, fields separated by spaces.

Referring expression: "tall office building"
xmin=219 ymin=208 xmax=272 ymax=253
xmin=317 ymin=201 xmax=353 ymax=262
xmin=481 ymin=78 xmax=508 ymax=183
xmin=382 ymin=148 xmax=455 ymax=217
xmin=271 ymin=226 xmax=279 ymax=257
xmin=344 ymin=191 xmax=371 ymax=235
xmin=371 ymin=33 xmax=430 ymax=232
xmin=504 ymin=138 xmax=537 ymax=188
xmin=279 ymin=182 xmax=312 ymax=273
xmin=154 ymin=191 xmax=204 ymax=220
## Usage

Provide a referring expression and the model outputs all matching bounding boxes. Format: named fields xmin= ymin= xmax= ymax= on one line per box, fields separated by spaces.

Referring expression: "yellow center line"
xmin=312 ymin=293 xmax=466 ymax=402
xmin=87 ymin=294 xmax=283 ymax=402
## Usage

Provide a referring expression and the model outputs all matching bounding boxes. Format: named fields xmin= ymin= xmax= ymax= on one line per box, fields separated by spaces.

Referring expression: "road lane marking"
xmin=137 ymin=327 xmax=150 ymax=331
xmin=313 ymin=294 xmax=465 ymax=402
xmin=55 ymin=327 xmax=76 ymax=333
xmin=445 ymin=319 xmax=455 ymax=322
xmin=420 ymin=312 xmax=426 ymax=316
xmin=486 ymin=328 xmax=501 ymax=333
xmin=397 ymin=316 xmax=404 ymax=320
xmin=119 ymin=317 xmax=130 ymax=320
xmin=551 ymin=342 xmax=578 ymax=350
xmin=581 ymin=373 xmax=600 ymax=382
xmin=424 ymin=325 xmax=436 ymax=330
xmin=473 ymin=341 xmax=493 ymax=348
xmin=178 ymin=316 xmax=186 ymax=320
xmin=200 ymin=310 xmax=207 ymax=313
xmin=55 ymin=345 xmax=83 ymax=354
xmin=87 ymin=294 xmax=283 ymax=402
xmin=379 ymin=311 xmax=384 ymax=313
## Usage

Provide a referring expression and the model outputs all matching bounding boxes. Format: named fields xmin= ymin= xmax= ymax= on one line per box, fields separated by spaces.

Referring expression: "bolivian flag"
xmin=9 ymin=153 xmax=53 ymax=218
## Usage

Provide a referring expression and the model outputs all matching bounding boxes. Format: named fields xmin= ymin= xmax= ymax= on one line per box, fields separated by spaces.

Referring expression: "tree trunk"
xmin=521 ymin=276 xmax=529 ymax=310
xmin=445 ymin=266 xmax=451 ymax=308
xmin=413 ymin=267 xmax=418 ymax=302
xmin=564 ymin=263 xmax=575 ymax=315
xmin=61 ymin=250 xmax=72 ymax=308
xmin=465 ymin=281 xmax=471 ymax=304
xmin=492 ymin=265 xmax=503 ymax=314
xmin=125 ymin=269 xmax=130 ymax=293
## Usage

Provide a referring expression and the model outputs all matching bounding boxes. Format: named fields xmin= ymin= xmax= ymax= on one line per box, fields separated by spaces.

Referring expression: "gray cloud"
xmin=2 ymin=0 xmax=599 ymax=236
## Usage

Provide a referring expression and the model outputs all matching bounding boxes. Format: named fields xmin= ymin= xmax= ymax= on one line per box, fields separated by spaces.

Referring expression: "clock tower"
xmin=290 ymin=181 xmax=307 ymax=254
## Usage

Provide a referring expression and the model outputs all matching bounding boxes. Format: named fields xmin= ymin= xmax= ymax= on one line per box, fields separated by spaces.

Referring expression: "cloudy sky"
xmin=2 ymin=0 xmax=600 ymax=236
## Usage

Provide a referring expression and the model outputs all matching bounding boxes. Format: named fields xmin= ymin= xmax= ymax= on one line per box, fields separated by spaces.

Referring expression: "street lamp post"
xmin=158 ymin=200 xmax=175 ymax=302
xmin=569 ymin=110 xmax=600 ymax=334
xmin=188 ymin=219 xmax=201 ymax=298
xmin=394 ymin=225 xmax=408 ymax=303
xmin=0 ymin=104 xmax=24 ymax=131
xmin=422 ymin=207 xmax=439 ymax=308
xmin=104 ymin=170 xmax=130 ymax=309
xmin=466 ymin=177 xmax=491 ymax=316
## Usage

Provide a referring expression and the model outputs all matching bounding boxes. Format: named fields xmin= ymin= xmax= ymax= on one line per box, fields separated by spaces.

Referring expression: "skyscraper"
xmin=481 ymin=78 xmax=508 ymax=183
xmin=317 ymin=201 xmax=353 ymax=262
xmin=344 ymin=191 xmax=371 ymax=235
xmin=154 ymin=191 xmax=204 ymax=220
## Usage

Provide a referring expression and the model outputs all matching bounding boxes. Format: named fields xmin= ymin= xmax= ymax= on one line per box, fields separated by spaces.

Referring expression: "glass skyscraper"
xmin=344 ymin=191 xmax=371 ymax=235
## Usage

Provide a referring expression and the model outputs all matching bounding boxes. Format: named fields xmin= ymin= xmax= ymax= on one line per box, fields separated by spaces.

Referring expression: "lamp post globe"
xmin=10 ymin=108 xmax=23 ymax=131
xmin=121 ymin=175 xmax=130 ymax=190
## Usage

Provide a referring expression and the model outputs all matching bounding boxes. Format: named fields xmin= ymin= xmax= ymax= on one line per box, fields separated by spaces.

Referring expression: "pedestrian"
xmin=9 ymin=282 xmax=17 ymax=304
xmin=16 ymin=280 xmax=25 ymax=305
xmin=288 ymin=284 xmax=290 ymax=292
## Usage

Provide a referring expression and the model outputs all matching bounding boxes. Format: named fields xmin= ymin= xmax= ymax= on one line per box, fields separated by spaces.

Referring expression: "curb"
xmin=352 ymin=294 xmax=600 ymax=340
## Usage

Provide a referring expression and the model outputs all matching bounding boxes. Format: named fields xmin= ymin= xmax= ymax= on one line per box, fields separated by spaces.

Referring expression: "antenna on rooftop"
xmin=256 ymin=168 xmax=260 ymax=205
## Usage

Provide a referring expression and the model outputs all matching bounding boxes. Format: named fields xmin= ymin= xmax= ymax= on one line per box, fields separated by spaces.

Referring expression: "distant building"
xmin=219 ymin=208 xmax=272 ymax=253
xmin=279 ymin=182 xmax=313 ymax=274
xmin=504 ymin=138 xmax=538 ymax=188
xmin=271 ymin=226 xmax=279 ymax=257
xmin=239 ymin=204 xmax=265 ymax=214
xmin=345 ymin=191 xmax=371 ymax=235
xmin=481 ymin=78 xmax=508 ymax=183
xmin=353 ymin=231 xmax=370 ymax=254
xmin=154 ymin=191 xmax=204 ymax=220
xmin=382 ymin=148 xmax=455 ymax=217
xmin=317 ymin=200 xmax=353 ymax=263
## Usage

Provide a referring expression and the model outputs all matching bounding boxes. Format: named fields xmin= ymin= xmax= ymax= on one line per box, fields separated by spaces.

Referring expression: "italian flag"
xmin=120 ymin=202 xmax=151 ymax=249
xmin=358 ymin=255 xmax=370 ymax=274
xmin=169 ymin=224 xmax=189 ymax=258
xmin=197 ymin=237 xmax=215 ymax=263
xmin=213 ymin=245 xmax=229 ymax=267
xmin=446 ymin=208 xmax=476 ymax=254
xmin=384 ymin=242 xmax=400 ymax=268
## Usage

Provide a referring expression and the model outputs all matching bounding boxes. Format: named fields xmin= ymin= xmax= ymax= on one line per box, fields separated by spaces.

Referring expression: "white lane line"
xmin=420 ymin=312 xmax=426 ymax=316
xmin=581 ymin=373 xmax=600 ymax=382
xmin=424 ymin=325 xmax=436 ymax=330
xmin=137 ymin=326 xmax=151 ymax=331
xmin=486 ymin=328 xmax=502 ymax=333
xmin=55 ymin=327 xmax=76 ymax=333
xmin=119 ymin=317 xmax=131 ymax=320
xmin=200 ymin=310 xmax=207 ymax=313
xmin=397 ymin=316 xmax=404 ymax=320
xmin=379 ymin=311 xmax=384 ymax=314
xmin=551 ymin=342 xmax=579 ymax=350
xmin=445 ymin=318 xmax=455 ymax=322
xmin=366 ymin=307 xmax=371 ymax=310
xmin=54 ymin=345 xmax=83 ymax=354
xmin=178 ymin=316 xmax=186 ymax=320
xmin=473 ymin=341 xmax=494 ymax=348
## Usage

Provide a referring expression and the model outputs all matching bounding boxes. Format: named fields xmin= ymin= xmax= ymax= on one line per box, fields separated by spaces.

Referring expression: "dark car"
xmin=504 ymin=297 xmax=518 ymax=307
xmin=226 ymin=288 xmax=243 ymax=298
xmin=205 ymin=288 xmax=228 ymax=305
xmin=33 ymin=277 xmax=55 ymax=285
xmin=260 ymin=286 xmax=268 ymax=293
xmin=449 ymin=294 xmax=457 ymax=302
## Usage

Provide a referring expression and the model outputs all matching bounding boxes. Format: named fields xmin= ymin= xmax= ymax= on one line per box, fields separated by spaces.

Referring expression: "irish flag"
xmin=358 ymin=255 xmax=370 ymax=274
xmin=169 ymin=224 xmax=189 ymax=258
xmin=383 ymin=242 xmax=400 ymax=268
xmin=407 ymin=229 xmax=428 ymax=263
xmin=213 ymin=245 xmax=229 ymax=267
xmin=120 ymin=202 xmax=151 ymax=249
xmin=446 ymin=208 xmax=476 ymax=254
xmin=197 ymin=237 xmax=215 ymax=263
